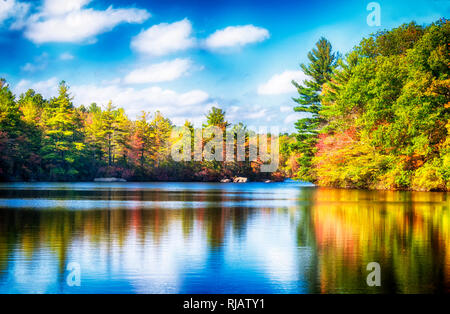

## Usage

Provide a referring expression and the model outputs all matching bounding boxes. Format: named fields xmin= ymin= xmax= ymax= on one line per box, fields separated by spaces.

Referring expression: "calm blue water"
xmin=0 ymin=182 xmax=448 ymax=294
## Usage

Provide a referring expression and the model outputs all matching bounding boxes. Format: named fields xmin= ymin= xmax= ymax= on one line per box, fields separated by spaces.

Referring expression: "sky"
xmin=0 ymin=0 xmax=448 ymax=131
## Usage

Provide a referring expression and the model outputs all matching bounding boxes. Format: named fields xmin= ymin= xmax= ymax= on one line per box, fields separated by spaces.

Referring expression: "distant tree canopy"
xmin=0 ymin=82 xmax=283 ymax=182
xmin=291 ymin=19 xmax=449 ymax=191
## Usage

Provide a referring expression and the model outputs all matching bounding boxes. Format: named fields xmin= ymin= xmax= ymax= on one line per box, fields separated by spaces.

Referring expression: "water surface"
xmin=0 ymin=182 xmax=448 ymax=293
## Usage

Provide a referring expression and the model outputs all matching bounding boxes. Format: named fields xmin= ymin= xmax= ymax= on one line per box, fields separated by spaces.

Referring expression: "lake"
xmin=0 ymin=182 xmax=448 ymax=294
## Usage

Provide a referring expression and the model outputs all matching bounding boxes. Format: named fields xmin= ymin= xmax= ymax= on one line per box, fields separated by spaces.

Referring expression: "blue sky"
xmin=0 ymin=0 xmax=448 ymax=131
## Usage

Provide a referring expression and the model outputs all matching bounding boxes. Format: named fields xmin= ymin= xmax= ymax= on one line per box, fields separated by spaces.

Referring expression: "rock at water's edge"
xmin=94 ymin=178 xmax=127 ymax=182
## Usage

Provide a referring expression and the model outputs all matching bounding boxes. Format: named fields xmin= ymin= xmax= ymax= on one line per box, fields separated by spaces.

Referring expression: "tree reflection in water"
xmin=0 ymin=183 xmax=448 ymax=293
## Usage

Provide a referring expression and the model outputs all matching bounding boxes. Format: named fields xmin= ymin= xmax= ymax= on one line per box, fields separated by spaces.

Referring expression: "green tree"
xmin=85 ymin=102 xmax=131 ymax=167
xmin=17 ymin=89 xmax=47 ymax=179
xmin=292 ymin=37 xmax=338 ymax=182
xmin=0 ymin=79 xmax=21 ymax=179
xmin=199 ymin=107 xmax=231 ymax=179
xmin=85 ymin=103 xmax=106 ymax=163
xmin=204 ymin=107 xmax=230 ymax=129
xmin=41 ymin=81 xmax=84 ymax=180
xmin=149 ymin=111 xmax=172 ymax=167
xmin=114 ymin=108 xmax=132 ymax=165
xmin=133 ymin=111 xmax=152 ymax=169
xmin=102 ymin=101 xmax=117 ymax=166
xmin=0 ymin=79 xmax=20 ymax=135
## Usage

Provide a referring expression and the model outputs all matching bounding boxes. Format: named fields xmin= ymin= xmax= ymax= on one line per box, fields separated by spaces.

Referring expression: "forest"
xmin=0 ymin=79 xmax=285 ymax=182
xmin=0 ymin=19 xmax=448 ymax=190
xmin=289 ymin=18 xmax=449 ymax=191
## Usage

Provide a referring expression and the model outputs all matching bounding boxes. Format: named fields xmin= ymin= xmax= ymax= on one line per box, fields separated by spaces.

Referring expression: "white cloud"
xmin=15 ymin=77 xmax=59 ymax=99
xmin=24 ymin=0 xmax=150 ymax=43
xmin=280 ymin=105 xmax=291 ymax=113
xmin=205 ymin=25 xmax=269 ymax=49
xmin=14 ymin=77 xmax=211 ymax=125
xmin=177 ymin=90 xmax=209 ymax=106
xmin=60 ymin=52 xmax=75 ymax=60
xmin=21 ymin=52 xmax=49 ymax=72
xmin=21 ymin=62 xmax=42 ymax=72
xmin=0 ymin=0 xmax=16 ymax=23
xmin=131 ymin=18 xmax=195 ymax=56
xmin=0 ymin=0 xmax=29 ymax=27
xmin=42 ymin=0 xmax=91 ymax=16
xmin=284 ymin=113 xmax=302 ymax=124
xmin=70 ymin=84 xmax=211 ymax=124
xmin=257 ymin=70 xmax=306 ymax=95
xmin=124 ymin=58 xmax=191 ymax=84
xmin=247 ymin=109 xmax=267 ymax=119
xmin=226 ymin=103 xmax=273 ymax=125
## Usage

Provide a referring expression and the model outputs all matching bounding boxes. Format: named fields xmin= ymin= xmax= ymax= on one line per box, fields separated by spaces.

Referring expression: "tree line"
xmin=0 ymin=81 xmax=287 ymax=182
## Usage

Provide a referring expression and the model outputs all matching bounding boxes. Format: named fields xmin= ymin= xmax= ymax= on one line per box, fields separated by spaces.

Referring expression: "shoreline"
xmin=0 ymin=180 xmax=448 ymax=192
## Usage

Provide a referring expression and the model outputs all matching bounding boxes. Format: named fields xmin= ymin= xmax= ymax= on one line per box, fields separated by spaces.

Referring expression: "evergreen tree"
xmin=204 ymin=107 xmax=229 ymax=129
xmin=85 ymin=102 xmax=131 ymax=168
xmin=227 ymin=122 xmax=251 ymax=176
xmin=17 ymin=89 xmax=46 ymax=179
xmin=133 ymin=111 xmax=152 ymax=169
xmin=202 ymin=107 xmax=230 ymax=176
xmin=292 ymin=37 xmax=338 ymax=182
xmin=85 ymin=103 xmax=106 ymax=163
xmin=149 ymin=111 xmax=172 ymax=167
xmin=114 ymin=108 xmax=131 ymax=165
xmin=41 ymin=81 xmax=83 ymax=180
xmin=0 ymin=79 xmax=20 ymax=135
xmin=102 ymin=101 xmax=117 ymax=166
xmin=0 ymin=79 xmax=20 ymax=179
xmin=184 ymin=120 xmax=195 ymax=157
xmin=17 ymin=89 xmax=45 ymax=125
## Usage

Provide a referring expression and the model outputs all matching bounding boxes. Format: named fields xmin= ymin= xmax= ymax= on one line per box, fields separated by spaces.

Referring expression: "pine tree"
xmin=204 ymin=107 xmax=229 ymax=129
xmin=0 ymin=79 xmax=20 ymax=135
xmin=0 ymin=79 xmax=21 ymax=179
xmin=292 ymin=37 xmax=338 ymax=182
xmin=85 ymin=103 xmax=105 ymax=163
xmin=184 ymin=120 xmax=195 ymax=157
xmin=85 ymin=102 xmax=131 ymax=168
xmin=17 ymin=89 xmax=46 ymax=179
xmin=202 ymin=107 xmax=230 ymax=175
xmin=133 ymin=111 xmax=152 ymax=169
xmin=41 ymin=81 xmax=82 ymax=180
xmin=149 ymin=111 xmax=172 ymax=167
xmin=102 ymin=101 xmax=117 ymax=166
xmin=114 ymin=108 xmax=131 ymax=165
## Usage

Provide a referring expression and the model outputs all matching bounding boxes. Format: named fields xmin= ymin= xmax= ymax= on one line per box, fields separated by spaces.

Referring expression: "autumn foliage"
xmin=0 ymin=80 xmax=277 ymax=182
xmin=302 ymin=19 xmax=449 ymax=191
